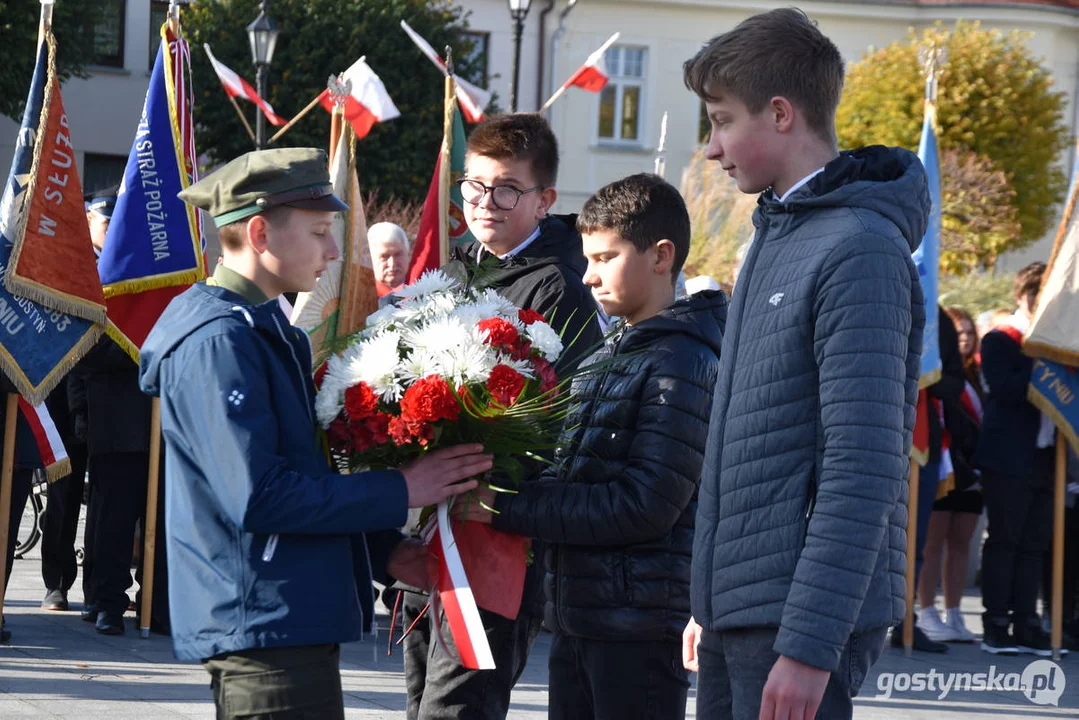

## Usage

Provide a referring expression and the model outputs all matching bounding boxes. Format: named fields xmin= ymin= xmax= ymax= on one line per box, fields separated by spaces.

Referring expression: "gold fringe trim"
xmin=0 ymin=278 xmax=106 ymax=325
xmin=1027 ymin=385 xmax=1079 ymax=457
xmin=0 ymin=322 xmax=104 ymax=406
xmin=106 ymin=319 xmax=142 ymax=364
xmin=1023 ymin=341 xmax=1079 ymax=368
xmin=102 ymin=269 xmax=203 ymax=299
xmin=910 ymin=445 xmax=929 ymax=467
xmin=44 ymin=457 xmax=72 ymax=483
xmin=918 ymin=366 xmax=942 ymax=390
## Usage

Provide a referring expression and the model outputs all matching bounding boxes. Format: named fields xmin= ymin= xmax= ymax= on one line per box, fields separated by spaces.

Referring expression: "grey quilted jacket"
xmin=691 ymin=146 xmax=928 ymax=673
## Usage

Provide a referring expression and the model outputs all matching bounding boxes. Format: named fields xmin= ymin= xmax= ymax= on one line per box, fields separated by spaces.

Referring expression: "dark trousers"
xmin=203 ymin=643 xmax=345 ymax=720
xmin=3 ymin=468 xmax=34 ymax=587
xmin=402 ymin=590 xmax=542 ymax=720
xmin=981 ymin=469 xmax=1052 ymax=627
xmin=41 ymin=443 xmax=87 ymax=593
xmin=548 ymin=632 xmax=688 ymax=720
xmin=696 ymin=626 xmax=887 ymax=720
xmin=914 ymin=459 xmax=940 ymax=585
xmin=87 ymin=452 xmax=148 ymax=614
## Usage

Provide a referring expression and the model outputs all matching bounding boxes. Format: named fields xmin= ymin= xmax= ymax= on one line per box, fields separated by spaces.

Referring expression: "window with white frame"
xmin=597 ymin=46 xmax=646 ymax=143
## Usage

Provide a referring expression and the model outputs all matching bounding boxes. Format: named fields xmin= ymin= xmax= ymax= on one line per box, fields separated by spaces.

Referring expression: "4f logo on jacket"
xmin=769 ymin=292 xmax=785 ymax=307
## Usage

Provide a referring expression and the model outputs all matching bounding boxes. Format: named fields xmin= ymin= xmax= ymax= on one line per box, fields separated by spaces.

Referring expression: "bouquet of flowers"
xmin=314 ymin=269 xmax=570 ymax=669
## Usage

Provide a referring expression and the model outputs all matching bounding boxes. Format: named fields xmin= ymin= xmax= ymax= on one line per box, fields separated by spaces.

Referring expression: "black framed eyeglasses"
xmin=457 ymin=178 xmax=543 ymax=211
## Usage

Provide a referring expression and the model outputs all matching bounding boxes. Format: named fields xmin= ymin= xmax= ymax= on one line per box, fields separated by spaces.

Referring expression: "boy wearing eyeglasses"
xmin=402 ymin=112 xmax=603 ymax=720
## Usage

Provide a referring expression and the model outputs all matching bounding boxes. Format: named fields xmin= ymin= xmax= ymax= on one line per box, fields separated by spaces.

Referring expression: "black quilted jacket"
xmin=493 ymin=290 xmax=726 ymax=642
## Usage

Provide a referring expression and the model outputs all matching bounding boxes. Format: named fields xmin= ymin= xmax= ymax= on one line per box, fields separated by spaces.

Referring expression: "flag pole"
xmin=653 ymin=111 xmax=668 ymax=178
xmin=541 ymin=31 xmax=620 ymax=112
xmin=903 ymin=461 xmax=919 ymax=656
xmin=139 ymin=397 xmax=163 ymax=638
xmin=1051 ymin=429 xmax=1066 ymax=660
xmin=0 ymin=394 xmax=19 ymax=618
xmin=138 ymin=0 xmax=183 ymax=640
xmin=269 ymin=94 xmax=322 ymax=145
xmin=440 ymin=48 xmax=456 ymax=265
xmin=38 ymin=0 xmax=54 ymax=44
xmin=228 ymin=94 xmax=258 ymax=144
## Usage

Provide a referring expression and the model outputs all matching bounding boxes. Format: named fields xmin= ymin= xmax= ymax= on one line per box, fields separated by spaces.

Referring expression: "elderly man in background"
xmin=369 ymin=222 xmax=410 ymax=296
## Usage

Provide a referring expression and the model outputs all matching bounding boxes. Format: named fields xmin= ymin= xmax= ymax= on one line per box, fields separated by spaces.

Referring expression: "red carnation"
xmin=345 ymin=382 xmax=379 ymax=420
xmin=327 ymin=417 xmax=350 ymax=450
xmin=509 ymin=339 xmax=533 ymax=361
xmin=389 ymin=415 xmax=435 ymax=447
xmin=400 ymin=375 xmax=460 ymax=424
xmin=487 ymin=364 xmax=527 ymax=407
xmin=518 ymin=308 xmax=546 ymax=326
xmin=313 ymin=362 xmax=329 ymax=390
xmin=477 ymin=317 xmax=519 ymax=348
xmin=532 ymin=357 xmax=559 ymax=395
xmin=365 ymin=413 xmax=392 ymax=446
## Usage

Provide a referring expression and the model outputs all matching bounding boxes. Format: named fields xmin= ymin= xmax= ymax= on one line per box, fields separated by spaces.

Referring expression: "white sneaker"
xmin=945 ymin=608 xmax=976 ymax=642
xmin=917 ymin=606 xmax=960 ymax=642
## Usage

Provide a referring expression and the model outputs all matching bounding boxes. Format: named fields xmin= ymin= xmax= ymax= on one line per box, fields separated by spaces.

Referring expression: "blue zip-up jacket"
xmin=139 ymin=282 xmax=408 ymax=661
xmin=692 ymin=146 xmax=928 ymax=672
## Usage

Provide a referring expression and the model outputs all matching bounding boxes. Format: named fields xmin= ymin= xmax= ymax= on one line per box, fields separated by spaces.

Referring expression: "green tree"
xmin=940 ymin=148 xmax=1021 ymax=274
xmin=679 ymin=146 xmax=756 ymax=284
xmin=837 ymin=22 xmax=1068 ymax=246
xmin=182 ymin=0 xmax=487 ymax=202
xmin=0 ymin=2 xmax=102 ymax=121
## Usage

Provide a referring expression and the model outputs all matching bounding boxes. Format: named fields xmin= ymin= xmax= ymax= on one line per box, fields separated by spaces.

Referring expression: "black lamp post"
xmin=246 ymin=1 xmax=279 ymax=149
xmin=507 ymin=0 xmax=532 ymax=112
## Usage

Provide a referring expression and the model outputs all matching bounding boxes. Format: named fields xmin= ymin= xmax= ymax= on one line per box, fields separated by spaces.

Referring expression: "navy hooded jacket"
xmin=140 ymin=282 xmax=408 ymax=661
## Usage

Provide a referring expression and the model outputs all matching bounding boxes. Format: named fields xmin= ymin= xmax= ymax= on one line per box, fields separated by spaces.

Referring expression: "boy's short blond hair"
xmin=684 ymin=8 xmax=844 ymax=144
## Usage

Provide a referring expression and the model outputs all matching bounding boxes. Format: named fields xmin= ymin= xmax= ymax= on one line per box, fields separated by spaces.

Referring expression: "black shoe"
xmin=981 ymin=623 xmax=1018 ymax=655
xmin=1015 ymin=625 xmax=1068 ymax=657
xmin=0 ymin=617 xmax=9 ymax=643
xmin=81 ymin=603 xmax=99 ymax=623
xmin=95 ymin=611 xmax=125 ymax=636
xmin=41 ymin=589 xmax=68 ymax=612
xmin=891 ymin=619 xmax=949 ymax=653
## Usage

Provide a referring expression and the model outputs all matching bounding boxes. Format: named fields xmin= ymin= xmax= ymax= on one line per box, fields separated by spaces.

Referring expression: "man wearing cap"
xmin=138 ymin=148 xmax=492 ymax=718
xmin=36 ymin=190 xmax=117 ymax=616
xmin=66 ymin=187 xmax=162 ymax=636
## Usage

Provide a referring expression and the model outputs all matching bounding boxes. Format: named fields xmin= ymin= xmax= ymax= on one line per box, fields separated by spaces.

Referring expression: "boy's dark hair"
xmin=577 ymin=173 xmax=691 ymax=278
xmin=683 ymin=8 xmax=844 ymax=144
xmin=217 ymin=205 xmax=293 ymax=252
xmin=465 ymin=113 xmax=559 ymax=187
xmin=1013 ymin=261 xmax=1046 ymax=304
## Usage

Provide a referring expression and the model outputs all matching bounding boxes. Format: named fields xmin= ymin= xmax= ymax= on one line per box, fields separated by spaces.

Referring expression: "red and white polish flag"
xmin=561 ymin=32 xmax=621 ymax=93
xmin=203 ymin=44 xmax=286 ymax=126
xmin=400 ymin=20 xmax=491 ymax=123
xmin=318 ymin=57 xmax=401 ymax=139
xmin=17 ymin=397 xmax=69 ymax=482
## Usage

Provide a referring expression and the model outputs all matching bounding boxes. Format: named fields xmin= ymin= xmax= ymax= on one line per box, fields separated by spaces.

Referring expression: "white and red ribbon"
xmin=424 ymin=502 xmax=496 ymax=670
xmin=17 ymin=396 xmax=70 ymax=482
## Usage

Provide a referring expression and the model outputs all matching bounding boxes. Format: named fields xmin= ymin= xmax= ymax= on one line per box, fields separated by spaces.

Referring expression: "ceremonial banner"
xmin=316 ymin=57 xmax=400 ymax=140
xmin=291 ymin=124 xmax=380 ymax=367
xmin=1025 ymin=151 xmax=1079 ymax=453
xmin=99 ymin=23 xmax=204 ymax=298
xmin=100 ymin=23 xmax=205 ymax=360
xmin=406 ymin=78 xmax=475 ymax=283
xmin=0 ymin=32 xmax=102 ymax=404
xmin=913 ymin=102 xmax=942 ymax=388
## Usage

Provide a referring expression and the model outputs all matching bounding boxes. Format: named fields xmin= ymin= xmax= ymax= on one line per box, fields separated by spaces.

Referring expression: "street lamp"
xmin=507 ymin=0 xmax=532 ymax=112
xmin=246 ymin=0 xmax=279 ymax=149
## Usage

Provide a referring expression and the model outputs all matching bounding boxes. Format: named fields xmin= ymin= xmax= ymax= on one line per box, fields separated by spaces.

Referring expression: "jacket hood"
xmin=621 ymin=290 xmax=728 ymax=357
xmin=758 ymin=146 xmax=930 ymax=253
xmin=139 ymin=284 xmax=290 ymax=396
xmin=451 ymin=213 xmax=587 ymax=280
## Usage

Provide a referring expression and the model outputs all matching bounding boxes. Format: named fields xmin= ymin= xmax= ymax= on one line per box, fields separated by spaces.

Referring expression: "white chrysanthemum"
xmin=315 ymin=383 xmax=345 ymax=428
xmin=434 ymin=341 xmax=499 ymax=387
xmin=525 ymin=319 xmax=564 ymax=362
xmin=497 ymin=356 xmax=536 ymax=380
xmin=403 ymin=316 xmax=473 ymax=357
xmin=363 ymin=302 xmax=400 ymax=331
xmin=398 ymin=350 xmax=444 ymax=384
xmin=398 ymin=269 xmax=457 ymax=298
xmin=348 ymin=331 xmax=404 ymax=401
xmin=476 ymin=289 xmax=522 ymax=322
xmin=450 ymin=299 xmax=505 ymax=329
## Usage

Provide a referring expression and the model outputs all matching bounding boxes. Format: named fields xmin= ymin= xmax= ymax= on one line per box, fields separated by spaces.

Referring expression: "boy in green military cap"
xmin=139 ymin=148 xmax=493 ymax=719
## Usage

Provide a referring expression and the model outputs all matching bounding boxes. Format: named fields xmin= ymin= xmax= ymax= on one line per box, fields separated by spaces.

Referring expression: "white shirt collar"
xmin=775 ymin=167 xmax=826 ymax=203
xmin=477 ymin=225 xmax=542 ymax=263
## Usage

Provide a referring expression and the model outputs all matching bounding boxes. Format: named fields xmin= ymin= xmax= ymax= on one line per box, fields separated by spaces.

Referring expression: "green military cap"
xmin=179 ymin=147 xmax=348 ymax=228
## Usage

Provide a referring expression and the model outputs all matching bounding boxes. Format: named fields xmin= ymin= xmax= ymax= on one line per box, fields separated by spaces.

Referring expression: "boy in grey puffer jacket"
xmin=681 ymin=9 xmax=928 ymax=720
